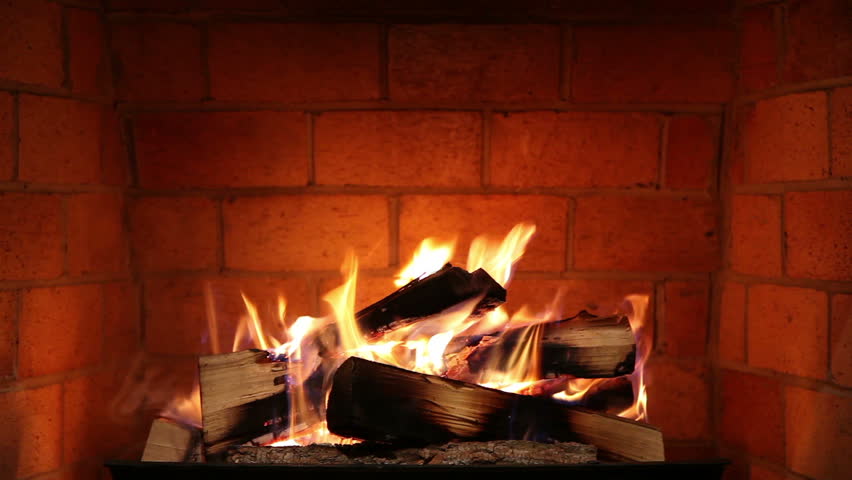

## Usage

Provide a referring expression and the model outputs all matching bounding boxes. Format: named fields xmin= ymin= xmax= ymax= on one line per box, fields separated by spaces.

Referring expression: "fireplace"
xmin=0 ymin=0 xmax=850 ymax=479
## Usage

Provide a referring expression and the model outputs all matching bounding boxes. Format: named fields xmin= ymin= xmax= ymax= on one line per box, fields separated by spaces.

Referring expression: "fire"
xmin=158 ymin=222 xmax=653 ymax=445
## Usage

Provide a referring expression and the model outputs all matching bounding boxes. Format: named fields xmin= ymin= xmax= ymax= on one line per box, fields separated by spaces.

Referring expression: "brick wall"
xmin=108 ymin=2 xmax=733 ymax=466
xmin=718 ymin=1 xmax=852 ymax=479
xmin=0 ymin=1 xmax=149 ymax=479
xmin=4 ymin=0 xmax=848 ymax=478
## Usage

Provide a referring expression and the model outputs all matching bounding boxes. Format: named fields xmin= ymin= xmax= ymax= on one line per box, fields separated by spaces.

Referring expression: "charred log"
xmin=355 ymin=264 xmax=506 ymax=338
xmin=326 ymin=357 xmax=663 ymax=462
xmin=446 ymin=313 xmax=635 ymax=380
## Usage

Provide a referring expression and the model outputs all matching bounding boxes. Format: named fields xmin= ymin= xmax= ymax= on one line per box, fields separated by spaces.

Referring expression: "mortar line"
xmin=658 ymin=115 xmax=669 ymax=189
xmin=307 ymin=113 xmax=316 ymax=186
xmin=61 ymin=195 xmax=70 ymax=276
xmin=826 ymin=88 xmax=834 ymax=177
xmin=653 ymin=281 xmax=665 ymax=354
xmin=13 ymin=289 xmax=21 ymax=380
xmin=732 ymin=178 xmax=852 ymax=194
xmin=734 ymin=77 xmax=852 ymax=106
xmin=0 ymin=83 xmax=112 ymax=104
xmin=60 ymin=6 xmax=72 ymax=91
xmin=123 ymin=114 xmax=140 ymax=187
xmin=480 ymin=110 xmax=491 ymax=188
xmin=826 ymin=293 xmax=834 ymax=383
xmin=709 ymin=113 xmax=724 ymax=196
xmin=114 ymin=100 xmax=727 ymax=114
xmin=11 ymin=93 xmax=20 ymax=181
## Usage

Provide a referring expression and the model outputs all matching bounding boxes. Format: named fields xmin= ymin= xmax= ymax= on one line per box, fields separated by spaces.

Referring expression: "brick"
xmin=0 ymin=193 xmax=64 ymax=281
xmin=660 ymin=281 xmax=708 ymax=357
xmin=490 ymin=111 xmax=660 ymax=188
xmin=786 ymin=386 xmax=852 ymax=479
xmin=315 ymin=111 xmax=481 ymax=187
xmin=750 ymin=465 xmax=788 ymax=480
xmin=832 ymin=87 xmax=852 ymax=177
xmin=785 ymin=0 xmax=852 ymax=83
xmin=747 ymin=284 xmax=828 ymax=379
xmin=0 ymin=291 xmax=14 ymax=378
xmin=319 ymin=275 xmax=396 ymax=314
xmin=574 ymin=196 xmax=719 ymax=272
xmin=740 ymin=6 xmax=778 ymax=92
xmin=135 ymin=111 xmax=309 ymax=188
xmin=0 ymin=0 xmax=63 ymax=87
xmin=664 ymin=443 xmax=716 ymax=462
xmin=130 ymin=196 xmax=218 ymax=273
xmin=400 ymin=195 xmax=567 ymax=272
xmin=501 ymin=278 xmax=654 ymax=319
xmin=0 ymin=92 xmax=12 ymax=181
xmin=224 ymin=195 xmax=389 ymax=271
xmin=785 ymin=190 xmax=852 ymax=280
xmin=666 ymin=115 xmax=717 ymax=189
xmin=134 ymin=355 xmax=198 ymax=425
xmin=108 ymin=0 xmax=196 ymax=9
xmin=645 ymin=360 xmax=711 ymax=441
xmin=720 ymin=369 xmax=785 ymax=462
xmin=719 ymin=282 xmax=746 ymax=363
xmin=69 ymin=8 xmax=108 ymax=97
xmin=101 ymin=110 xmax=129 ymax=186
xmin=209 ymin=23 xmax=380 ymax=102
xmin=730 ymin=195 xmax=782 ymax=276
xmin=737 ymin=92 xmax=829 ymax=183
xmin=831 ymin=294 xmax=852 ymax=386
xmin=111 ymin=22 xmax=204 ymax=102
xmin=0 ymin=384 xmax=63 ymax=478
xmin=68 ymin=193 xmax=128 ymax=276
xmin=64 ymin=369 xmax=151 ymax=464
xmin=144 ymin=276 xmax=311 ymax=354
xmin=571 ymin=25 xmax=734 ymax=103
xmin=20 ymin=285 xmax=103 ymax=378
xmin=102 ymin=282 xmax=140 ymax=362
xmin=19 ymin=95 xmax=104 ymax=184
xmin=389 ymin=25 xmax=559 ymax=102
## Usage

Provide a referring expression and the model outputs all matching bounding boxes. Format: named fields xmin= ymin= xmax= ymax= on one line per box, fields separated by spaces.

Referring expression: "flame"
xmin=159 ymin=221 xmax=654 ymax=448
xmin=467 ymin=223 xmax=536 ymax=287
xmin=395 ymin=237 xmax=455 ymax=287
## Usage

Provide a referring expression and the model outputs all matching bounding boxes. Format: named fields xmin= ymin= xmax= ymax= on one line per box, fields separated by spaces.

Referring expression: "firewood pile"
xmin=141 ymin=264 xmax=664 ymax=465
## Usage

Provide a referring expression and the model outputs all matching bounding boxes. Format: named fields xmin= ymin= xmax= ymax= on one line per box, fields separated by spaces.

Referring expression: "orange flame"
xmin=395 ymin=237 xmax=455 ymax=287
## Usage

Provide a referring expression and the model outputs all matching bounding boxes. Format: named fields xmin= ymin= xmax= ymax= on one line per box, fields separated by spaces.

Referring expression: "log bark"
xmin=226 ymin=440 xmax=596 ymax=465
xmin=142 ymin=418 xmax=204 ymax=462
xmin=327 ymin=357 xmax=663 ymax=462
xmin=355 ymin=264 xmax=506 ymax=339
xmin=446 ymin=313 xmax=635 ymax=379
xmin=198 ymin=350 xmax=289 ymax=456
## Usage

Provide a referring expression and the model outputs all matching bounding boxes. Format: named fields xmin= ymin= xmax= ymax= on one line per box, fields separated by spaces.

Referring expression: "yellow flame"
xmin=615 ymin=294 xmax=650 ymax=422
xmin=323 ymin=252 xmax=364 ymax=354
xmin=240 ymin=292 xmax=269 ymax=351
xmin=467 ymin=223 xmax=536 ymax=287
xmin=395 ymin=237 xmax=455 ymax=287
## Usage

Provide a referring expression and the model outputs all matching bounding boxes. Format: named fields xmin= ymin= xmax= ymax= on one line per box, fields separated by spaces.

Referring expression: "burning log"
xmin=326 ymin=357 xmax=663 ymax=462
xmin=142 ymin=418 xmax=204 ymax=462
xmin=446 ymin=313 xmax=636 ymax=380
xmin=355 ymin=264 xmax=506 ymax=338
xmin=198 ymin=350 xmax=290 ymax=456
xmin=227 ymin=440 xmax=596 ymax=465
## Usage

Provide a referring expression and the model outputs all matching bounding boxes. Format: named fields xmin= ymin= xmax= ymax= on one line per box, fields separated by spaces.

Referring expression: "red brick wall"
xmin=718 ymin=1 xmax=852 ymax=479
xmin=107 ymin=3 xmax=733 ymax=467
xmin=11 ymin=1 xmax=849 ymax=478
xmin=0 ymin=1 xmax=151 ymax=479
